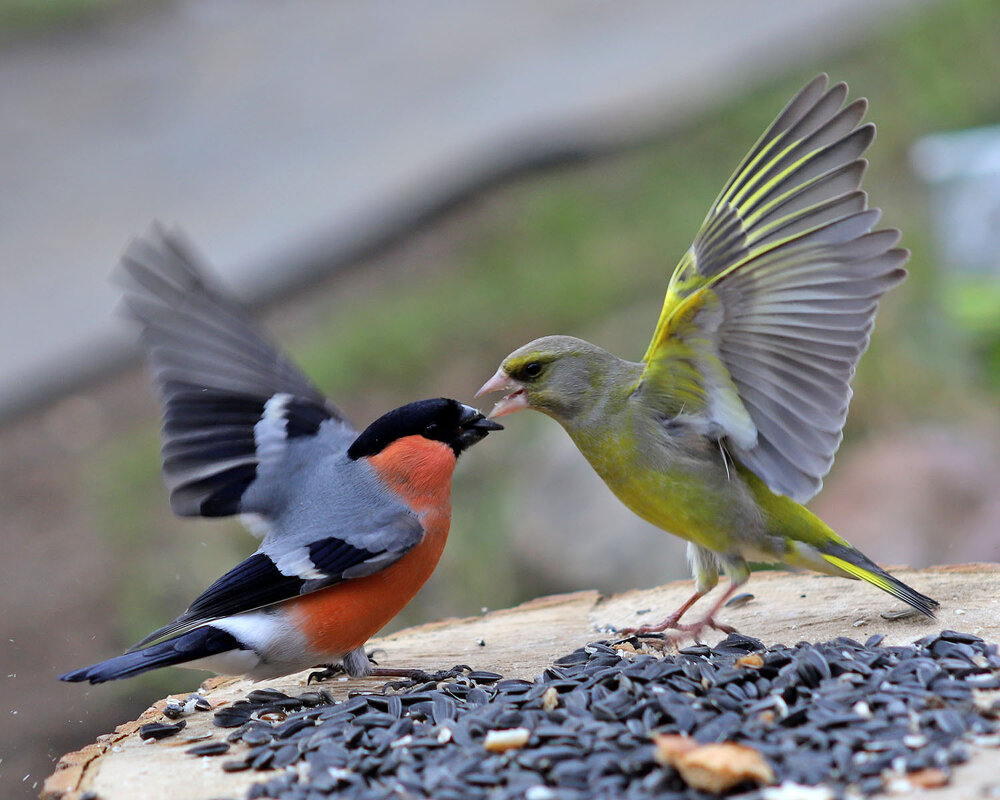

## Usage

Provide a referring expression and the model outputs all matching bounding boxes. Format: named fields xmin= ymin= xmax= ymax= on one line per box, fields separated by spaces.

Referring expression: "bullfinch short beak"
xmin=475 ymin=369 xmax=529 ymax=418
xmin=455 ymin=404 xmax=504 ymax=449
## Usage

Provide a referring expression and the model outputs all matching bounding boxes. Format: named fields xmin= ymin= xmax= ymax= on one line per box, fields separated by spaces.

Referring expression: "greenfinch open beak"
xmin=475 ymin=369 xmax=528 ymax=418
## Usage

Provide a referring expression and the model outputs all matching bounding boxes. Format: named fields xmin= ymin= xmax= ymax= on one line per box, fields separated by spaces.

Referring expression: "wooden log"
xmin=43 ymin=565 xmax=1000 ymax=800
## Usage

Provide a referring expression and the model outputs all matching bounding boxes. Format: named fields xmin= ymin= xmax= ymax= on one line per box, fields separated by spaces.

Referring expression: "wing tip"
xmin=804 ymin=73 xmax=830 ymax=97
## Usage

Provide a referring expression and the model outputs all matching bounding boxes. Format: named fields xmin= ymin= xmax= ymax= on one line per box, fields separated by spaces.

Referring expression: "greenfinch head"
xmin=477 ymin=335 xmax=636 ymax=423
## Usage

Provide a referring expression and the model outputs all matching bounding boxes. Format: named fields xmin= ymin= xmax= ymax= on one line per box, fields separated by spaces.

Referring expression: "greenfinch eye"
xmin=523 ymin=361 xmax=543 ymax=378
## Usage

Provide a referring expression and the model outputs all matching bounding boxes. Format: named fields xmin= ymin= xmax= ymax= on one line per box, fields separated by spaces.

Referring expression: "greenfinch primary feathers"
xmin=477 ymin=75 xmax=937 ymax=636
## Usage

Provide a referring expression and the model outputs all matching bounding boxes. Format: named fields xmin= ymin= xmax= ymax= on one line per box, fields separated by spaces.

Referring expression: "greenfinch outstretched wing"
xmin=638 ymin=75 xmax=908 ymax=503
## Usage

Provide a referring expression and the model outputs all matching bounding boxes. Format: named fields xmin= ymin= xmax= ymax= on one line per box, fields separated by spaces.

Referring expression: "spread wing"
xmin=638 ymin=75 xmax=908 ymax=502
xmin=131 ymin=511 xmax=425 ymax=649
xmin=119 ymin=225 xmax=357 ymax=521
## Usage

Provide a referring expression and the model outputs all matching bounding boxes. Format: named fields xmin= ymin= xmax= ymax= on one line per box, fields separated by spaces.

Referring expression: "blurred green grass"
xmin=89 ymin=0 xmax=1000 ymax=699
xmin=0 ymin=0 xmax=136 ymax=36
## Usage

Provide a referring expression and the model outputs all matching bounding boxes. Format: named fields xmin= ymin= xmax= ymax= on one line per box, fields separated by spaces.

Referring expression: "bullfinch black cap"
xmin=347 ymin=398 xmax=502 ymax=460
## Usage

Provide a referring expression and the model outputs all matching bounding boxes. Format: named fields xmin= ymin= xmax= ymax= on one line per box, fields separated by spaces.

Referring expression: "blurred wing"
xmin=132 ymin=511 xmax=425 ymax=649
xmin=639 ymin=75 xmax=907 ymax=502
xmin=119 ymin=226 xmax=357 ymax=520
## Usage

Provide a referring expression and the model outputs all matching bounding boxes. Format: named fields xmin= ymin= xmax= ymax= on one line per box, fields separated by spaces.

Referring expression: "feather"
xmin=640 ymin=77 xmax=907 ymax=501
xmin=118 ymin=227 xmax=355 ymax=519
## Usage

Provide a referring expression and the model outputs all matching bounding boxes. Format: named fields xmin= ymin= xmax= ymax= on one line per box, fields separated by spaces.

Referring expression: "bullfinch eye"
xmin=523 ymin=361 xmax=543 ymax=378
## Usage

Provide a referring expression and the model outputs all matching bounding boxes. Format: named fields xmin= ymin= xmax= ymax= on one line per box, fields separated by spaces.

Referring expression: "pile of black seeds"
xmin=182 ymin=631 xmax=1000 ymax=800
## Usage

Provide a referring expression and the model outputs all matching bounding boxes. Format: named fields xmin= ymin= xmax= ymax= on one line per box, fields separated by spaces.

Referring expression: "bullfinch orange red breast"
xmin=60 ymin=228 xmax=501 ymax=684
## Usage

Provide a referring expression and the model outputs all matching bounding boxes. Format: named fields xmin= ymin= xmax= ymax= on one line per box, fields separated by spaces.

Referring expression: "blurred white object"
xmin=912 ymin=125 xmax=1000 ymax=276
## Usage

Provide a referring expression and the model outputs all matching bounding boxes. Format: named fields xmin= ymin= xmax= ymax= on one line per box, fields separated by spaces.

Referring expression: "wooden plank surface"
xmin=42 ymin=565 xmax=1000 ymax=800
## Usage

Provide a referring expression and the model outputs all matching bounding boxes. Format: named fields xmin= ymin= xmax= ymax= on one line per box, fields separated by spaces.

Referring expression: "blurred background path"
xmin=1 ymin=0 xmax=912 ymax=420
xmin=10 ymin=2 xmax=1000 ymax=799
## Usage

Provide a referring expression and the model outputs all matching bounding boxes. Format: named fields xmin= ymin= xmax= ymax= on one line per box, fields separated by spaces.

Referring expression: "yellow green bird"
xmin=476 ymin=75 xmax=937 ymax=636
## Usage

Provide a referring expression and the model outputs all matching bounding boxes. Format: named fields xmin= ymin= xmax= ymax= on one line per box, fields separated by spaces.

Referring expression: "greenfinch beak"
xmin=475 ymin=369 xmax=528 ymax=418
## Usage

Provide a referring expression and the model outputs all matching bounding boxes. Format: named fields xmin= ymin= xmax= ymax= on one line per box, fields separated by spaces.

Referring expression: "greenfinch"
xmin=477 ymin=75 xmax=937 ymax=636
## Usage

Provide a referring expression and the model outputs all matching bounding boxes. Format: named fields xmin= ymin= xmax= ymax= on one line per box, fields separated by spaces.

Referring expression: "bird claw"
xmin=619 ymin=615 xmax=738 ymax=642
xmin=673 ymin=617 xmax=738 ymax=640
xmin=307 ymin=663 xmax=345 ymax=684
xmin=617 ymin=615 xmax=685 ymax=637
xmin=371 ymin=663 xmax=473 ymax=691
xmin=421 ymin=664 xmax=473 ymax=682
xmin=310 ymin=661 xmax=475 ymax=688
xmin=703 ymin=618 xmax=738 ymax=635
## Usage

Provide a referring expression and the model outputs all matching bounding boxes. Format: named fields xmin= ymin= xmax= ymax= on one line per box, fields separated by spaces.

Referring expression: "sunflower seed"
xmin=182 ymin=628 xmax=1000 ymax=799
xmin=138 ymin=720 xmax=186 ymax=741
xmin=185 ymin=740 xmax=230 ymax=756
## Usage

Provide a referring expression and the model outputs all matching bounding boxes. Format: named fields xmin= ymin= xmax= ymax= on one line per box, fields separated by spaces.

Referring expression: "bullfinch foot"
xmin=307 ymin=664 xmax=347 ymax=684
xmin=307 ymin=662 xmax=473 ymax=688
xmin=307 ymin=648 xmax=385 ymax=683
xmin=371 ymin=664 xmax=473 ymax=690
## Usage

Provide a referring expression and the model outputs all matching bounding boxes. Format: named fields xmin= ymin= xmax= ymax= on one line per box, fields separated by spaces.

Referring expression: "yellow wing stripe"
xmin=649 ymin=216 xmax=813 ymax=349
xmin=716 ymin=129 xmax=788 ymax=209
xmin=735 ymin=149 xmax=814 ymax=221
xmin=643 ymin=215 xmax=824 ymax=369
xmin=638 ymin=287 xmax=708 ymax=389
xmin=644 ymin=134 xmax=816 ymax=366
xmin=742 ymin=159 xmax=841 ymax=232
xmin=728 ymin=139 xmax=806 ymax=213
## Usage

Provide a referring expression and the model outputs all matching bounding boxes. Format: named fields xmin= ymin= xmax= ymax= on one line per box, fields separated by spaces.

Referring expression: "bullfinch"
xmin=60 ymin=228 xmax=501 ymax=684
xmin=477 ymin=75 xmax=937 ymax=637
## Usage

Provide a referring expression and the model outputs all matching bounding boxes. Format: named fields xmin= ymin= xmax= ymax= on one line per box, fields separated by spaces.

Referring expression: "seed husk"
xmin=482 ymin=727 xmax=531 ymax=753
